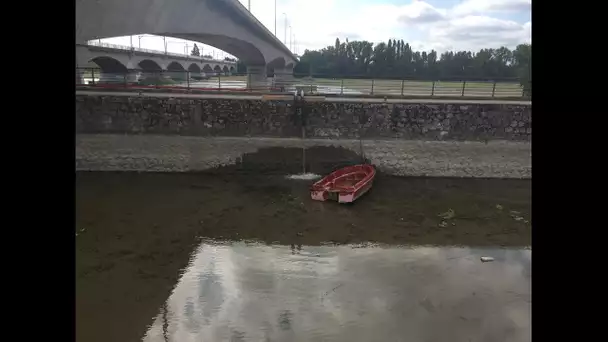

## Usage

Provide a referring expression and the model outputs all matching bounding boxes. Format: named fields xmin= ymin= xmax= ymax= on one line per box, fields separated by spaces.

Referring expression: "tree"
xmin=191 ymin=43 xmax=200 ymax=57
xmin=294 ymin=36 xmax=530 ymax=91
xmin=513 ymin=44 xmax=531 ymax=96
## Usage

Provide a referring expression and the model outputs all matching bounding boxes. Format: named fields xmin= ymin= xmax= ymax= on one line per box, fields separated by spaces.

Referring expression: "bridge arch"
xmin=222 ymin=65 xmax=229 ymax=73
xmin=267 ymin=57 xmax=286 ymax=70
xmin=229 ymin=66 xmax=236 ymax=73
xmin=167 ymin=61 xmax=186 ymax=71
xmin=188 ymin=63 xmax=201 ymax=73
xmin=165 ymin=61 xmax=188 ymax=81
xmin=76 ymin=0 xmax=298 ymax=87
xmin=89 ymin=56 xmax=127 ymax=73
xmin=156 ymin=34 xmax=266 ymax=67
xmin=138 ymin=59 xmax=163 ymax=72
xmin=202 ymin=64 xmax=213 ymax=73
xmin=213 ymin=65 xmax=222 ymax=73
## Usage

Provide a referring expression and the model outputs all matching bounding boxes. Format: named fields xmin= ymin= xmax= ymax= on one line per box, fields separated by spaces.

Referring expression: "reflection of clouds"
xmin=143 ymin=243 xmax=531 ymax=342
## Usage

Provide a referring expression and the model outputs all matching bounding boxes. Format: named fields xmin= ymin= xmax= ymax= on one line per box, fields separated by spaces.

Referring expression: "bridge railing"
xmin=75 ymin=67 xmax=530 ymax=99
xmin=85 ymin=41 xmax=235 ymax=65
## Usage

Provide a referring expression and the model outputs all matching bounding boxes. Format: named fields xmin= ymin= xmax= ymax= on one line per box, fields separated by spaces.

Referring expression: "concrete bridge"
xmin=76 ymin=0 xmax=298 ymax=88
xmin=76 ymin=42 xmax=237 ymax=82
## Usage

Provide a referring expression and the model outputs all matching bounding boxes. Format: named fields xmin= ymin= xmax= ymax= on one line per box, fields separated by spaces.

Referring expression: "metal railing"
xmin=75 ymin=68 xmax=530 ymax=99
xmin=85 ymin=41 xmax=236 ymax=65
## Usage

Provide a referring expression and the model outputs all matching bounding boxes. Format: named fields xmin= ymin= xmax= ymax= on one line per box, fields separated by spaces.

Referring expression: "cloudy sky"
xmin=98 ymin=0 xmax=530 ymax=58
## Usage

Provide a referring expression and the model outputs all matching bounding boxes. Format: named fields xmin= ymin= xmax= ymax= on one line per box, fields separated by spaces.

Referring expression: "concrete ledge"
xmin=75 ymin=90 xmax=531 ymax=105
xmin=76 ymin=134 xmax=531 ymax=179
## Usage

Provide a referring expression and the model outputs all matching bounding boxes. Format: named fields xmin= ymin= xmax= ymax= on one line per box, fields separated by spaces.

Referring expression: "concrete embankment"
xmin=75 ymin=94 xmax=531 ymax=178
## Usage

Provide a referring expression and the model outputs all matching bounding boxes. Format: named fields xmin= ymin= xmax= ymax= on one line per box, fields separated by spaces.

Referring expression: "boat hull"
xmin=310 ymin=164 xmax=376 ymax=203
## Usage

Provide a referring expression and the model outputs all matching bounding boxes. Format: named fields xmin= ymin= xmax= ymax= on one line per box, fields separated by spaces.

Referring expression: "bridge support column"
xmin=273 ymin=67 xmax=294 ymax=91
xmin=126 ymin=71 xmax=140 ymax=84
xmin=246 ymin=65 xmax=268 ymax=90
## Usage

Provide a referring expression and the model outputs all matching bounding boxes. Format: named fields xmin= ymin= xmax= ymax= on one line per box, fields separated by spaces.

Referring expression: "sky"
xmin=98 ymin=0 xmax=531 ymax=58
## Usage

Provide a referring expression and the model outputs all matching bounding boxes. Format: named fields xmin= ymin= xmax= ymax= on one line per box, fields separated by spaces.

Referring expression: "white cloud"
xmin=426 ymin=15 xmax=530 ymax=52
xmin=243 ymin=0 xmax=531 ymax=53
xmin=98 ymin=0 xmax=531 ymax=58
xmin=398 ymin=1 xmax=448 ymax=26
xmin=452 ymin=0 xmax=532 ymax=17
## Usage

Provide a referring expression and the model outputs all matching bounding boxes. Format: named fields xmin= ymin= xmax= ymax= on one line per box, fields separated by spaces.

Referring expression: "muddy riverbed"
xmin=76 ymin=171 xmax=531 ymax=342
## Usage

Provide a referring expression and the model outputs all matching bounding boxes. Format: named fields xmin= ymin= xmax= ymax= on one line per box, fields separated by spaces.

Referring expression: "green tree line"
xmin=293 ymin=38 xmax=531 ymax=93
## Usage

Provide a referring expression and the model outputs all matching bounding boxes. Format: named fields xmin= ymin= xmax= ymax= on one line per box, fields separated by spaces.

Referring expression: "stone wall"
xmin=76 ymin=96 xmax=531 ymax=141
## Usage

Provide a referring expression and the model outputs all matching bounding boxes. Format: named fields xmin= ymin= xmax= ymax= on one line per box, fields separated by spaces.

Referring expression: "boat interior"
xmin=324 ymin=171 xmax=368 ymax=191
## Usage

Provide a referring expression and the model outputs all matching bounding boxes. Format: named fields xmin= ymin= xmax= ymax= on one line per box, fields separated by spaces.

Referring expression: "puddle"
xmin=203 ymin=146 xmax=370 ymax=176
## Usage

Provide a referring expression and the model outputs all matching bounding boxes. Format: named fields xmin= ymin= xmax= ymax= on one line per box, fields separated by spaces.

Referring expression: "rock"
xmin=438 ymin=209 xmax=455 ymax=220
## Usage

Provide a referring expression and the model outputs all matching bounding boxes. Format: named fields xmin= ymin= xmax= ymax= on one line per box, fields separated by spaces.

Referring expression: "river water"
xmin=76 ymin=170 xmax=531 ymax=342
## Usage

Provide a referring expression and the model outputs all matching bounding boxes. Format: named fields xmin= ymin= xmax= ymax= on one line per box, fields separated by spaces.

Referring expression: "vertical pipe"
xmin=401 ymin=79 xmax=405 ymax=96
xmin=461 ymin=81 xmax=466 ymax=97
xmin=283 ymin=14 xmax=287 ymax=45
xmin=492 ymin=81 xmax=497 ymax=97
xmin=340 ymin=79 xmax=344 ymax=95
xmin=431 ymin=81 xmax=435 ymax=96
xmin=371 ymin=79 xmax=375 ymax=95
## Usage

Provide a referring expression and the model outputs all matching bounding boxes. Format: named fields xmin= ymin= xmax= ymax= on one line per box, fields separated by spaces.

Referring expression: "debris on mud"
xmin=438 ymin=209 xmax=456 ymax=220
xmin=480 ymin=256 xmax=495 ymax=262
xmin=509 ymin=210 xmax=528 ymax=223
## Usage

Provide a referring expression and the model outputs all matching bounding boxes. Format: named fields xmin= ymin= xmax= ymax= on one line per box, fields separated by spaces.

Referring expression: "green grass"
xmin=181 ymin=75 xmax=526 ymax=97
xmin=280 ymin=78 xmax=520 ymax=97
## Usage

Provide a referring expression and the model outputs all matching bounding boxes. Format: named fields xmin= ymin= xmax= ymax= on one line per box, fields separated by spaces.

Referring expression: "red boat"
xmin=310 ymin=164 xmax=376 ymax=203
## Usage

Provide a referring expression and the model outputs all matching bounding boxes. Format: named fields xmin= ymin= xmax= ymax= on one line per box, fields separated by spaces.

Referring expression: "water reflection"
xmin=142 ymin=242 xmax=531 ymax=342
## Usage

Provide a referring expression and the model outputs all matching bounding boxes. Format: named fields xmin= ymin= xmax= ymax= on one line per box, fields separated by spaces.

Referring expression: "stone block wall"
xmin=76 ymin=96 xmax=531 ymax=141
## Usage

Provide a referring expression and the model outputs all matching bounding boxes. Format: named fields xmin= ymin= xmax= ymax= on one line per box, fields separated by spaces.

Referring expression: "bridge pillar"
xmin=273 ymin=67 xmax=294 ymax=91
xmin=126 ymin=71 xmax=140 ymax=84
xmin=246 ymin=65 xmax=268 ymax=90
